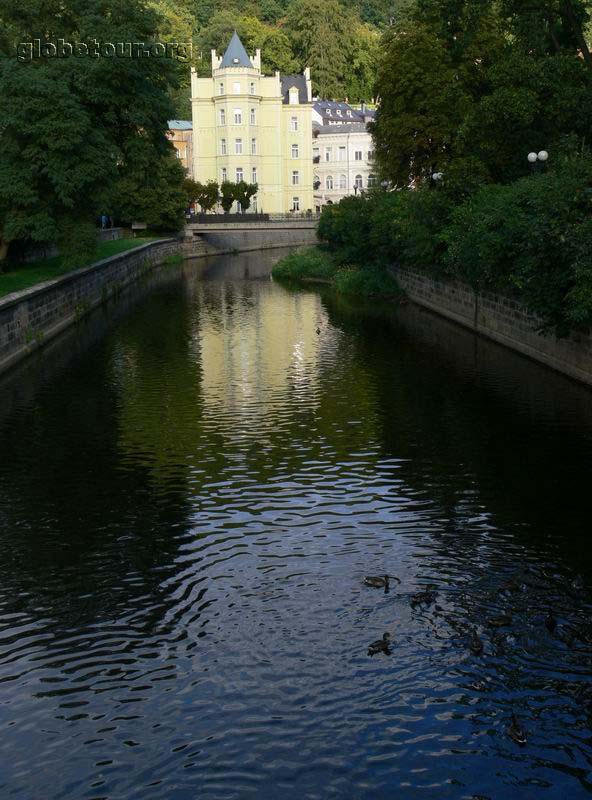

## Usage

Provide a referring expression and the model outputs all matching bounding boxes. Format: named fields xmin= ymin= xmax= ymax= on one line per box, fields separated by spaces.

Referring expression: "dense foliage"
xmin=0 ymin=0 xmax=187 ymax=267
xmin=154 ymin=0 xmax=387 ymax=114
xmin=346 ymin=0 xmax=592 ymax=333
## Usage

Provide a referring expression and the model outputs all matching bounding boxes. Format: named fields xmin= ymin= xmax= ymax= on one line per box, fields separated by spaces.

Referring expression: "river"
xmin=1 ymin=249 xmax=592 ymax=799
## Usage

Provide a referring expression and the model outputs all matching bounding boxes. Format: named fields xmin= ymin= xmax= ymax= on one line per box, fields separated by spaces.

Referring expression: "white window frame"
xmin=339 ymin=174 xmax=347 ymax=189
xmin=292 ymin=170 xmax=300 ymax=186
xmin=219 ymin=82 xmax=224 ymax=96
xmin=234 ymin=109 xmax=242 ymax=125
xmin=220 ymin=138 xmax=227 ymax=155
xmin=235 ymin=138 xmax=243 ymax=155
xmin=219 ymin=108 xmax=226 ymax=125
xmin=354 ymin=174 xmax=363 ymax=189
xmin=355 ymin=150 xmax=363 ymax=161
xmin=236 ymin=167 xmax=243 ymax=183
xmin=221 ymin=167 xmax=227 ymax=182
xmin=251 ymin=138 xmax=257 ymax=155
xmin=291 ymin=144 xmax=299 ymax=159
xmin=326 ymin=175 xmax=334 ymax=190
xmin=250 ymin=108 xmax=256 ymax=125
xmin=292 ymin=197 xmax=300 ymax=211
xmin=252 ymin=167 xmax=257 ymax=184
xmin=290 ymin=116 xmax=298 ymax=132
xmin=250 ymin=82 xmax=256 ymax=95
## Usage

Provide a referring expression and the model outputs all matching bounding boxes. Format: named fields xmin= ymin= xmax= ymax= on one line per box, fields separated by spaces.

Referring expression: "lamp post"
xmin=527 ymin=150 xmax=549 ymax=174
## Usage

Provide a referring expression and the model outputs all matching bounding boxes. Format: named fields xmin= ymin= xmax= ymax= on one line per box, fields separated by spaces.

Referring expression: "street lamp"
xmin=528 ymin=150 xmax=549 ymax=173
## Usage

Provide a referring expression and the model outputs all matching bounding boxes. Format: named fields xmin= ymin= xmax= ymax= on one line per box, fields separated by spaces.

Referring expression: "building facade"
xmin=167 ymin=120 xmax=193 ymax=178
xmin=312 ymin=122 xmax=377 ymax=211
xmin=190 ymin=32 xmax=314 ymax=214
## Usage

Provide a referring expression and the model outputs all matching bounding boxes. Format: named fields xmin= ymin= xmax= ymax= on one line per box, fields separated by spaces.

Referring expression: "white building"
xmin=312 ymin=121 xmax=377 ymax=211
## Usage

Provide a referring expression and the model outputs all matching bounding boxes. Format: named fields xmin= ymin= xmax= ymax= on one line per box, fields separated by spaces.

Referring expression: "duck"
xmin=507 ymin=713 xmax=527 ymax=746
xmin=487 ymin=614 xmax=512 ymax=628
xmin=469 ymin=629 xmax=484 ymax=656
xmin=316 ymin=326 xmax=321 ymax=335
xmin=364 ymin=575 xmax=390 ymax=592
xmin=544 ymin=610 xmax=557 ymax=633
xmin=410 ymin=590 xmax=437 ymax=608
xmin=368 ymin=633 xmax=392 ymax=656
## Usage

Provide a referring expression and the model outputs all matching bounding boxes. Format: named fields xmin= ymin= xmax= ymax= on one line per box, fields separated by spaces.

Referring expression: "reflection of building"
xmin=190 ymin=32 xmax=314 ymax=214
xmin=167 ymin=120 xmax=193 ymax=178
xmin=312 ymin=118 xmax=376 ymax=212
xmin=197 ymin=281 xmax=323 ymax=430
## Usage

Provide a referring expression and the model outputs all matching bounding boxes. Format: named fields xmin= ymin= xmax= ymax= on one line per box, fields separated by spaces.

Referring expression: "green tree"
xmin=220 ymin=182 xmax=237 ymax=214
xmin=235 ymin=182 xmax=259 ymax=213
xmin=186 ymin=180 xmax=220 ymax=212
xmin=286 ymin=0 xmax=357 ymax=97
xmin=0 ymin=0 xmax=180 ymax=264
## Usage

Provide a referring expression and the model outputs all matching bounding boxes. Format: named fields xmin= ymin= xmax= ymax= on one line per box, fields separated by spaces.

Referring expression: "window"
xmin=289 ymin=88 xmax=298 ymax=105
xmin=291 ymin=144 xmax=299 ymax=159
xmin=221 ymin=167 xmax=227 ymax=182
xmin=219 ymin=82 xmax=224 ymax=96
xmin=236 ymin=167 xmax=243 ymax=182
xmin=233 ymin=82 xmax=241 ymax=94
xmin=235 ymin=138 xmax=242 ymax=154
xmin=292 ymin=170 xmax=300 ymax=186
xmin=314 ymin=174 xmax=320 ymax=188
xmin=354 ymin=174 xmax=363 ymax=189
xmin=234 ymin=109 xmax=242 ymax=125
xmin=252 ymin=167 xmax=257 ymax=184
xmin=327 ymin=109 xmax=332 ymax=117
xmin=339 ymin=174 xmax=347 ymax=189
xmin=336 ymin=109 xmax=342 ymax=117
xmin=250 ymin=82 xmax=256 ymax=95
xmin=325 ymin=147 xmax=332 ymax=162
xmin=368 ymin=150 xmax=375 ymax=161
xmin=251 ymin=138 xmax=257 ymax=155
xmin=355 ymin=150 xmax=363 ymax=161
xmin=219 ymin=108 xmax=226 ymax=125
xmin=326 ymin=175 xmax=334 ymax=190
xmin=250 ymin=108 xmax=256 ymax=125
xmin=338 ymin=146 xmax=346 ymax=162
xmin=292 ymin=197 xmax=300 ymax=211
xmin=290 ymin=116 xmax=298 ymax=132
xmin=220 ymin=138 xmax=227 ymax=155
xmin=368 ymin=174 xmax=377 ymax=187
xmin=346 ymin=110 xmax=352 ymax=117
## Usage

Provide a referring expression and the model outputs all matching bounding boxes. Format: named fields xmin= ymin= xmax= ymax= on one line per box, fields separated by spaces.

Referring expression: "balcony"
xmin=313 ymin=155 xmax=321 ymax=164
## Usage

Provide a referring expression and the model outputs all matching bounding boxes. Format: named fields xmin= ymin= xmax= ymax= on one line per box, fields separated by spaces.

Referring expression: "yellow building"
xmin=190 ymin=32 xmax=314 ymax=215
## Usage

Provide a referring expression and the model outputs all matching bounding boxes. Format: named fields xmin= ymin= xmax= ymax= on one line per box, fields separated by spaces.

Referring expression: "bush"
xmin=272 ymin=247 xmax=338 ymax=282
xmin=443 ymin=156 xmax=592 ymax=332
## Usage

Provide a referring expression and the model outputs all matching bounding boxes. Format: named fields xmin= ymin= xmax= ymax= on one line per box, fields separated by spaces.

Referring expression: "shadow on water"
xmin=0 ymin=250 xmax=592 ymax=799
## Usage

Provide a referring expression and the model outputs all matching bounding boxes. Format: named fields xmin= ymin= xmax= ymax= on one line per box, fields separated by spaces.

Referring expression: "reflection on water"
xmin=1 ymin=249 xmax=592 ymax=799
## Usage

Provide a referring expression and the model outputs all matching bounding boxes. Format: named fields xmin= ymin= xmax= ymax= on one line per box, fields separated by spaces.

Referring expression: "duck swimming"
xmin=364 ymin=575 xmax=390 ymax=592
xmin=487 ymin=614 xmax=512 ymax=628
xmin=410 ymin=590 xmax=437 ymax=608
xmin=469 ymin=629 xmax=484 ymax=656
xmin=507 ymin=713 xmax=527 ymax=745
xmin=368 ymin=633 xmax=392 ymax=656
xmin=544 ymin=610 xmax=557 ymax=633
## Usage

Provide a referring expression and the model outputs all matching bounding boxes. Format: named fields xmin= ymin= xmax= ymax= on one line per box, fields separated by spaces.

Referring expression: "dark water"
xmin=1 ymin=249 xmax=592 ymax=799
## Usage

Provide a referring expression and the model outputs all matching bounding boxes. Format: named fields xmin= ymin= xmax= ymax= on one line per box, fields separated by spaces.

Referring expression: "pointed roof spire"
xmin=220 ymin=31 xmax=253 ymax=68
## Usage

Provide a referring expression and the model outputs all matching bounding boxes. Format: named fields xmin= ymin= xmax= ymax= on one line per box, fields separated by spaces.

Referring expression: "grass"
xmin=272 ymin=246 xmax=401 ymax=299
xmin=0 ymin=237 xmax=160 ymax=298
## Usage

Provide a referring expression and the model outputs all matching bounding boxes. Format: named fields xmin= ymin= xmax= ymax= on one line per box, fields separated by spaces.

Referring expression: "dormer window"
xmin=289 ymin=87 xmax=299 ymax=105
xmin=336 ymin=109 xmax=342 ymax=116
xmin=346 ymin=110 xmax=352 ymax=117
xmin=327 ymin=109 xmax=332 ymax=116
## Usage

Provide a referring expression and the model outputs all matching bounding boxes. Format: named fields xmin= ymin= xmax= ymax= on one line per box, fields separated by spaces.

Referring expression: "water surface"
xmin=1 ymin=250 xmax=592 ymax=799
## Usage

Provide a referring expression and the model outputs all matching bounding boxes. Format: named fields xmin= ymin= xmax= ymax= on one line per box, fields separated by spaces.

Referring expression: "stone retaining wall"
xmin=0 ymin=237 xmax=206 ymax=375
xmin=395 ymin=266 xmax=592 ymax=387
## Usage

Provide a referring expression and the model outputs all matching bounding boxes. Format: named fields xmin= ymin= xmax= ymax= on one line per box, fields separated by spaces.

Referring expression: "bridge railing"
xmin=187 ymin=212 xmax=320 ymax=225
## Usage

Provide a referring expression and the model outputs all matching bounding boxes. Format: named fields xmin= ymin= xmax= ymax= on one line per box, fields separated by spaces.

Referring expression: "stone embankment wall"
xmin=185 ymin=220 xmax=318 ymax=253
xmin=0 ymin=237 xmax=207 ymax=375
xmin=395 ymin=266 xmax=592 ymax=387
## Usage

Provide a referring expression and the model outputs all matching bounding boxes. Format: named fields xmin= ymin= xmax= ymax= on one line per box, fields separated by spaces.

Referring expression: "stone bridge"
xmin=184 ymin=218 xmax=318 ymax=255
